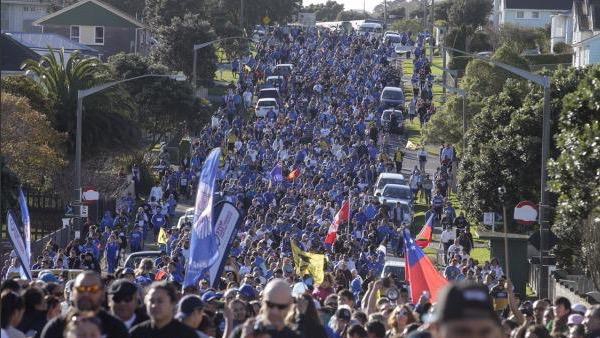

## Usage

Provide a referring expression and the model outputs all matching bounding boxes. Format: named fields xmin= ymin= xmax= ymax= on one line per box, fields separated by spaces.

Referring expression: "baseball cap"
xmin=568 ymin=314 xmax=584 ymax=326
xmin=108 ymin=279 xmax=138 ymax=297
xmin=176 ymin=295 xmax=204 ymax=320
xmin=434 ymin=282 xmax=498 ymax=324
xmin=39 ymin=272 xmax=59 ymax=284
xmin=238 ymin=284 xmax=256 ymax=300
xmin=572 ymin=303 xmax=587 ymax=315
xmin=201 ymin=290 xmax=223 ymax=303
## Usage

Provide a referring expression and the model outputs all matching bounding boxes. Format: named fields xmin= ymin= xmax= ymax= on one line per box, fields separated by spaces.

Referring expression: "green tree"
xmin=548 ymin=65 xmax=600 ymax=271
xmin=336 ymin=10 xmax=370 ymax=21
xmin=0 ymin=75 xmax=51 ymax=118
xmin=152 ymin=13 xmax=218 ymax=87
xmin=495 ymin=24 xmax=549 ymax=53
xmin=107 ymin=53 xmax=206 ymax=142
xmin=1 ymin=93 xmax=66 ymax=190
xmin=434 ymin=0 xmax=454 ymax=22
xmin=144 ymin=0 xmax=208 ymax=27
xmin=0 ymin=156 xmax=21 ymax=221
xmin=103 ymin=0 xmax=145 ymax=19
xmin=390 ymin=19 xmax=423 ymax=33
xmin=21 ymin=48 xmax=139 ymax=153
xmin=448 ymin=0 xmax=492 ymax=52
xmin=303 ymin=1 xmax=344 ymax=21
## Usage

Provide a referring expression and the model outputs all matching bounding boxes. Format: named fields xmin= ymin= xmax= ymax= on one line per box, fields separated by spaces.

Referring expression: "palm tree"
xmin=22 ymin=48 xmax=139 ymax=152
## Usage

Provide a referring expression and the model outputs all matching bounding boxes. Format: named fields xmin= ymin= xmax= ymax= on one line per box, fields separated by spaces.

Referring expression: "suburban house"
xmin=2 ymin=31 xmax=101 ymax=59
xmin=493 ymin=0 xmax=572 ymax=28
xmin=1 ymin=0 xmax=51 ymax=32
xmin=1 ymin=32 xmax=40 ymax=76
xmin=32 ymin=0 xmax=150 ymax=59
xmin=551 ymin=0 xmax=600 ymax=66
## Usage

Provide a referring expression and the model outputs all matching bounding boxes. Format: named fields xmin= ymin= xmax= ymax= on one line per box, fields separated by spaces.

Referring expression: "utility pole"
xmin=430 ymin=0 xmax=435 ymax=62
xmin=384 ymin=0 xmax=388 ymax=25
xmin=240 ymin=0 xmax=245 ymax=30
xmin=539 ymin=85 xmax=552 ymax=299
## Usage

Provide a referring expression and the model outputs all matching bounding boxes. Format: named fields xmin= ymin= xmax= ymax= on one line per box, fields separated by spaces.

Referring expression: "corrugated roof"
xmin=505 ymin=0 xmax=572 ymax=10
xmin=3 ymin=32 xmax=98 ymax=53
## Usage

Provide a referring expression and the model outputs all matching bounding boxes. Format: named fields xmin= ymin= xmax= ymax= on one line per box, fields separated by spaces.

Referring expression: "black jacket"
xmin=41 ymin=309 xmax=129 ymax=338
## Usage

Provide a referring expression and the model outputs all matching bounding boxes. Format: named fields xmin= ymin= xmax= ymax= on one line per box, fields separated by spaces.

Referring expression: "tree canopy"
xmin=303 ymin=1 xmax=344 ymax=21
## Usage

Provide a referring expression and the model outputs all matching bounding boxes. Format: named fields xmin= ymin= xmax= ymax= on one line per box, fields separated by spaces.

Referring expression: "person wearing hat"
xmin=429 ymin=282 xmax=503 ymax=338
xmin=108 ymin=279 xmax=147 ymax=329
xmin=573 ymin=304 xmax=588 ymax=316
xmin=175 ymin=295 xmax=209 ymax=338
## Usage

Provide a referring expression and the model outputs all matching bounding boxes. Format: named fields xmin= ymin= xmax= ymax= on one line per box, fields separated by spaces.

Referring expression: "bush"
xmin=470 ymin=31 xmax=492 ymax=52
xmin=523 ymin=53 xmax=572 ymax=65
xmin=553 ymin=42 xmax=572 ymax=54
xmin=448 ymin=56 xmax=472 ymax=73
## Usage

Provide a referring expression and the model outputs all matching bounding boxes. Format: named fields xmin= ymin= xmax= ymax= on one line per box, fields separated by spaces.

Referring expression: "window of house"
xmin=516 ymin=11 xmax=524 ymax=19
xmin=531 ymin=11 xmax=539 ymax=18
xmin=70 ymin=26 xmax=80 ymax=42
xmin=94 ymin=26 xmax=104 ymax=44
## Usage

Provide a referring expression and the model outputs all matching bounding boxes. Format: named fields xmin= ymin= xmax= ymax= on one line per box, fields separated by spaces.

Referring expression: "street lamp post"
xmin=498 ymin=186 xmax=510 ymax=278
xmin=73 ymin=74 xmax=185 ymax=236
xmin=192 ymin=36 xmax=253 ymax=90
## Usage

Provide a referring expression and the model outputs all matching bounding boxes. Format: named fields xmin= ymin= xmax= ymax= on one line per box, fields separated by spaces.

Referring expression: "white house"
xmin=494 ymin=0 xmax=572 ymax=28
xmin=551 ymin=0 xmax=600 ymax=66
xmin=1 ymin=0 xmax=51 ymax=32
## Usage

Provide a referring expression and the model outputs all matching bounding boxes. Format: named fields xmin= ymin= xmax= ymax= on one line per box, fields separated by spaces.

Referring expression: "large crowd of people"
xmin=1 ymin=25 xmax=598 ymax=338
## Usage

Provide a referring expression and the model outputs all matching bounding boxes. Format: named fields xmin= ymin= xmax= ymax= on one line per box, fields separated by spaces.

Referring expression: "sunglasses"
xmin=265 ymin=301 xmax=289 ymax=310
xmin=75 ymin=285 xmax=101 ymax=293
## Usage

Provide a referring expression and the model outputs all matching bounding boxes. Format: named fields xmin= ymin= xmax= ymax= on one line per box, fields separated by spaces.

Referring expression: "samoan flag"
xmin=403 ymin=228 xmax=448 ymax=302
xmin=270 ymin=164 xmax=283 ymax=183
xmin=183 ymin=148 xmax=221 ymax=288
xmin=415 ymin=214 xmax=435 ymax=248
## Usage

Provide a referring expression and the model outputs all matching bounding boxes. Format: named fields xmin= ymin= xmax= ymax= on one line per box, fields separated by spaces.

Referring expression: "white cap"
xmin=572 ymin=303 xmax=587 ymax=315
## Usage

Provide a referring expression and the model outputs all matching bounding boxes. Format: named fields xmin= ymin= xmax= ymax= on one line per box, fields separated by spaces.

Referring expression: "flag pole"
xmin=347 ymin=189 xmax=352 ymax=235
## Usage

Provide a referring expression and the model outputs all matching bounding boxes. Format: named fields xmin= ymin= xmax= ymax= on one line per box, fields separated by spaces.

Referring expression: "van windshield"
xmin=378 ymin=177 xmax=406 ymax=188
xmin=383 ymin=90 xmax=404 ymax=100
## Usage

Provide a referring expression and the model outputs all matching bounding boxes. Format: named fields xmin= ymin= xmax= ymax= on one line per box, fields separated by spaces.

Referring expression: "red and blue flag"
xmin=415 ymin=214 xmax=435 ymax=248
xmin=403 ymin=228 xmax=448 ymax=302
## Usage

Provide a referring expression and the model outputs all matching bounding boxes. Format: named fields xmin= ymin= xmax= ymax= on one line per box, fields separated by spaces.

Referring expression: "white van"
xmin=358 ymin=22 xmax=383 ymax=38
xmin=374 ymin=172 xmax=406 ymax=197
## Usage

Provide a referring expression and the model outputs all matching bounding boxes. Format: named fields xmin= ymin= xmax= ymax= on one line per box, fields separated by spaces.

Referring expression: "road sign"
xmin=514 ymin=200 xmax=538 ymax=225
xmin=528 ymin=230 xmax=559 ymax=251
xmin=80 ymin=205 xmax=88 ymax=218
xmin=483 ymin=212 xmax=495 ymax=226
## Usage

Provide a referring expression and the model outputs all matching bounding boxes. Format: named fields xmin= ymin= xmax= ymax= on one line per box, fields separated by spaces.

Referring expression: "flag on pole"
xmin=184 ymin=147 xmax=221 ymax=288
xmin=291 ymin=241 xmax=326 ymax=284
xmin=287 ymin=168 xmax=301 ymax=181
xmin=157 ymin=227 xmax=168 ymax=245
xmin=7 ymin=211 xmax=31 ymax=280
xmin=403 ymin=228 xmax=448 ymax=302
xmin=324 ymin=200 xmax=350 ymax=244
xmin=270 ymin=164 xmax=283 ymax=182
xmin=415 ymin=214 xmax=435 ymax=248
xmin=18 ymin=188 xmax=31 ymax=272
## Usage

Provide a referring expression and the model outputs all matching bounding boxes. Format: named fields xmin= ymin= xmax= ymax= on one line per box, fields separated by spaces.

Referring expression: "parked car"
xmin=358 ymin=22 xmax=383 ymax=38
xmin=374 ymin=172 xmax=406 ymax=197
xmin=381 ymin=259 xmax=406 ymax=281
xmin=258 ymin=87 xmax=280 ymax=101
xmin=123 ymin=251 xmax=162 ymax=269
xmin=381 ymin=109 xmax=404 ymax=134
xmin=380 ymin=86 xmax=405 ymax=108
xmin=255 ymin=98 xmax=279 ymax=118
xmin=378 ymin=184 xmax=413 ymax=207
xmin=275 ymin=63 xmax=293 ymax=76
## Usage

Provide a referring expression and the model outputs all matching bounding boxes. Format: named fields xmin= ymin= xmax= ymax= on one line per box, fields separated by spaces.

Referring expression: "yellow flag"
xmin=291 ymin=241 xmax=325 ymax=284
xmin=406 ymin=140 xmax=419 ymax=151
xmin=157 ymin=227 xmax=168 ymax=245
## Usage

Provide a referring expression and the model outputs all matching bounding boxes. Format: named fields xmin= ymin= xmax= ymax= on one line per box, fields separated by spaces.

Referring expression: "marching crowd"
xmin=2 ymin=25 xmax=599 ymax=338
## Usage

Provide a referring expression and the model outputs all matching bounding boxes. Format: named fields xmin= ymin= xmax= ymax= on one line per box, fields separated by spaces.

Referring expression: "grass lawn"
xmin=214 ymin=68 xmax=237 ymax=84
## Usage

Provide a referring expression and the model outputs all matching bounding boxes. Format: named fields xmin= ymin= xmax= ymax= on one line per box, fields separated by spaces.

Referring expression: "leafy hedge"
xmin=523 ymin=53 xmax=572 ymax=65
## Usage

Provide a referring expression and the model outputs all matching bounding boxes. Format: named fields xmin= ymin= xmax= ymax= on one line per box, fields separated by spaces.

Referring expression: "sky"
xmin=302 ymin=0 xmax=380 ymax=13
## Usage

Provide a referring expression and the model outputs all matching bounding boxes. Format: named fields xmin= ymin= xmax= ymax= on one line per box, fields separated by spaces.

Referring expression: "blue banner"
xmin=7 ymin=211 xmax=31 ymax=280
xmin=270 ymin=163 xmax=283 ymax=182
xmin=184 ymin=147 xmax=221 ymax=288
xmin=18 ymin=188 xmax=31 ymax=269
xmin=208 ymin=201 xmax=242 ymax=288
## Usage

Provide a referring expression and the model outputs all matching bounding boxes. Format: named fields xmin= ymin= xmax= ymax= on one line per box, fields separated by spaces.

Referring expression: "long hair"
xmin=1 ymin=291 xmax=24 ymax=328
xmin=286 ymin=294 xmax=328 ymax=338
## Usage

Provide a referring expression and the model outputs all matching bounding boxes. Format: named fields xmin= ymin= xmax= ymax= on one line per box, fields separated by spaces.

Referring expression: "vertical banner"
xmin=18 ymin=188 xmax=31 ymax=269
xmin=184 ymin=148 xmax=221 ymax=288
xmin=7 ymin=211 xmax=32 ymax=280
xmin=208 ymin=201 xmax=242 ymax=288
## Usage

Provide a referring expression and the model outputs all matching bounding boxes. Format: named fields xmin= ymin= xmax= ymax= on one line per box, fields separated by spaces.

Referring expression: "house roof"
xmin=505 ymin=0 xmax=572 ymax=10
xmin=33 ymin=0 xmax=144 ymax=28
xmin=4 ymin=32 xmax=99 ymax=55
xmin=1 ymin=33 xmax=40 ymax=72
